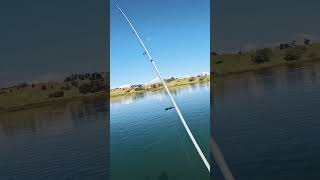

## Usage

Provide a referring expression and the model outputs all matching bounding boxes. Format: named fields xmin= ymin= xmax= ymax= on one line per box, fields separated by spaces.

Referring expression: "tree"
xmin=165 ymin=77 xmax=175 ymax=83
xmin=251 ymin=48 xmax=273 ymax=64
xmin=151 ymin=84 xmax=157 ymax=89
xmin=189 ymin=77 xmax=196 ymax=82
xmin=78 ymin=80 xmax=105 ymax=94
xmin=64 ymin=77 xmax=71 ymax=82
xmin=41 ymin=85 xmax=47 ymax=90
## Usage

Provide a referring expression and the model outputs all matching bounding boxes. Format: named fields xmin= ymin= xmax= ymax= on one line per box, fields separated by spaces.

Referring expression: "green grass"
xmin=110 ymin=75 xmax=210 ymax=98
xmin=212 ymin=43 xmax=320 ymax=76
xmin=0 ymin=81 xmax=105 ymax=112
xmin=0 ymin=75 xmax=209 ymax=111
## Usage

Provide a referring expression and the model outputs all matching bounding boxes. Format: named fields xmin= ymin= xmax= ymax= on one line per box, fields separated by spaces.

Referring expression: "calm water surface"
xmin=111 ymin=83 xmax=210 ymax=180
xmin=212 ymin=62 xmax=320 ymax=180
xmin=0 ymin=98 xmax=109 ymax=180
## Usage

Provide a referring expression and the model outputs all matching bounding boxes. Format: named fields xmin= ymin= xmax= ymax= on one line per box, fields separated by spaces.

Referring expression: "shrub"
xmin=64 ymin=77 xmax=71 ymax=82
xmin=151 ymin=84 xmax=157 ymax=89
xmin=251 ymin=48 xmax=273 ymax=64
xmin=283 ymin=46 xmax=306 ymax=61
xmin=189 ymin=77 xmax=196 ymax=82
xmin=165 ymin=77 xmax=176 ymax=83
xmin=41 ymin=85 xmax=47 ymax=90
xmin=78 ymin=80 xmax=105 ymax=94
xmin=49 ymin=91 xmax=64 ymax=98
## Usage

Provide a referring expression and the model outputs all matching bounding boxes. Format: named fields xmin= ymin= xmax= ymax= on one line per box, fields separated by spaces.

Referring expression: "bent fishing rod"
xmin=114 ymin=3 xmax=210 ymax=172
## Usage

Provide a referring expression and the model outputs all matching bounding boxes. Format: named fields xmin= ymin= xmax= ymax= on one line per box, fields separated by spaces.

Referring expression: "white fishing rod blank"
xmin=115 ymin=3 xmax=210 ymax=172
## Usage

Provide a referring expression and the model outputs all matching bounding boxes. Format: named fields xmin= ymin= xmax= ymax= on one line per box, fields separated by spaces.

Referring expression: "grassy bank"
xmin=0 ymin=75 xmax=209 ymax=112
xmin=110 ymin=75 xmax=210 ymax=98
xmin=212 ymin=43 xmax=320 ymax=76
xmin=0 ymin=79 xmax=107 ymax=113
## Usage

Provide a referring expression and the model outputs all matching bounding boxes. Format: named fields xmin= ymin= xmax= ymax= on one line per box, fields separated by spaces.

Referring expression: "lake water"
xmin=0 ymin=98 xmax=109 ymax=180
xmin=211 ymin=62 xmax=320 ymax=180
xmin=110 ymin=83 xmax=210 ymax=180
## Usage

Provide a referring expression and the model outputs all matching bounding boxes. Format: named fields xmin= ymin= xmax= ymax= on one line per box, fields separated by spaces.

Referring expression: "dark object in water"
xmin=165 ymin=106 xmax=175 ymax=111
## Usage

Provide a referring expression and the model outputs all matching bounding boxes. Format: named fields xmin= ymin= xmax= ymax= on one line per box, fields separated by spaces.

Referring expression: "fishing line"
xmin=113 ymin=1 xmax=210 ymax=172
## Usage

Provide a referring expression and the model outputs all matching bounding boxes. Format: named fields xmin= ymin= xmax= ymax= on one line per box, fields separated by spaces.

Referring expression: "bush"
xmin=165 ymin=77 xmax=176 ymax=83
xmin=78 ymin=80 xmax=105 ymax=94
xmin=151 ymin=84 xmax=157 ymax=89
xmin=251 ymin=48 xmax=273 ymax=64
xmin=189 ymin=77 xmax=196 ymax=82
xmin=283 ymin=47 xmax=306 ymax=61
xmin=64 ymin=77 xmax=71 ymax=82
xmin=49 ymin=91 xmax=64 ymax=98
xmin=41 ymin=85 xmax=47 ymax=90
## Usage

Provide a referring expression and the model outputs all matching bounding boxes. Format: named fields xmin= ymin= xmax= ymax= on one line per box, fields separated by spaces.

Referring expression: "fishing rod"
xmin=114 ymin=2 xmax=210 ymax=172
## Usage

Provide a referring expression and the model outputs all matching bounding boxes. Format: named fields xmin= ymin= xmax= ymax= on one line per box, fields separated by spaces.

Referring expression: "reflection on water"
xmin=211 ymin=62 xmax=320 ymax=180
xmin=0 ymin=98 xmax=109 ymax=179
xmin=111 ymin=82 xmax=210 ymax=105
xmin=111 ymin=82 xmax=210 ymax=180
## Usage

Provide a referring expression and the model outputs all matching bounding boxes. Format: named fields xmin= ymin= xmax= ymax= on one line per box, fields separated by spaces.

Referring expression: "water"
xmin=0 ymin=98 xmax=109 ymax=180
xmin=211 ymin=62 xmax=320 ymax=180
xmin=110 ymin=83 xmax=210 ymax=180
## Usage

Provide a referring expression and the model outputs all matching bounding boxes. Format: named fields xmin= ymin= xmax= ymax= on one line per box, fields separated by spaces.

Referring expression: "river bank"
xmin=0 ymin=76 xmax=209 ymax=112
xmin=212 ymin=43 xmax=320 ymax=77
xmin=110 ymin=75 xmax=210 ymax=98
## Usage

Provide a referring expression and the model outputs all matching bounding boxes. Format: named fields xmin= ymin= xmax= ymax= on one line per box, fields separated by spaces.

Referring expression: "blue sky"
xmin=213 ymin=0 xmax=320 ymax=53
xmin=110 ymin=0 xmax=210 ymax=88
xmin=0 ymin=0 xmax=107 ymax=88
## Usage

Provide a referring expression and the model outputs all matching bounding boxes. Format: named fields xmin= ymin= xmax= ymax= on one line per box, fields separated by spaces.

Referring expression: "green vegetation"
xmin=110 ymin=75 xmax=210 ymax=98
xmin=0 ymin=72 xmax=107 ymax=112
xmin=0 ymin=72 xmax=209 ymax=112
xmin=212 ymin=42 xmax=320 ymax=76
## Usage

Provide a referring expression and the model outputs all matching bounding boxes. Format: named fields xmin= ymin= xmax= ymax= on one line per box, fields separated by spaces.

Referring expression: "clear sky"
xmin=212 ymin=0 xmax=320 ymax=53
xmin=0 ymin=0 xmax=107 ymax=88
xmin=110 ymin=0 xmax=210 ymax=88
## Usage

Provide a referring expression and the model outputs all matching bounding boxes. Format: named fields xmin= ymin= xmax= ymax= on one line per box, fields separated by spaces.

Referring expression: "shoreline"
xmin=0 ymin=92 xmax=107 ymax=114
xmin=2 ymin=55 xmax=320 ymax=113
xmin=110 ymin=77 xmax=210 ymax=99
xmin=212 ymin=56 xmax=320 ymax=78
